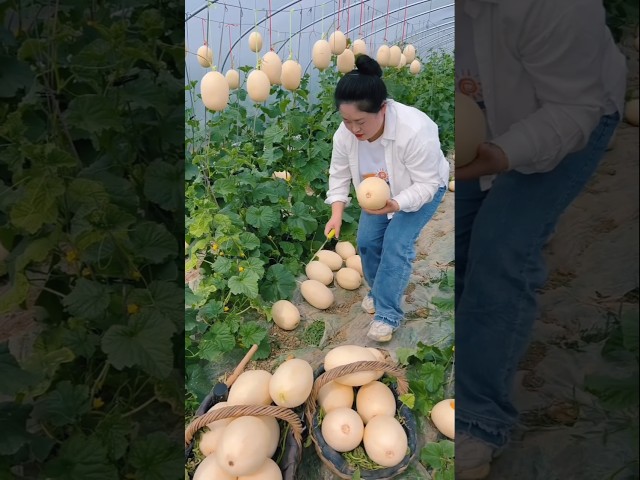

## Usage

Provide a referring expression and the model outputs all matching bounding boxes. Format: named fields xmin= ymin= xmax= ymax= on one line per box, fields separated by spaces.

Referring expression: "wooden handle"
xmin=225 ymin=344 xmax=259 ymax=387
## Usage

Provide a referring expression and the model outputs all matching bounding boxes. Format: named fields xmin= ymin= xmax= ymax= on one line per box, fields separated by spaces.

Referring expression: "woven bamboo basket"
xmin=304 ymin=360 xmax=418 ymax=480
xmin=185 ymin=404 xmax=305 ymax=479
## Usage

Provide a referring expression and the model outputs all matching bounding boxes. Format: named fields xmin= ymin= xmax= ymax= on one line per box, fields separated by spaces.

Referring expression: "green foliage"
xmin=420 ymin=440 xmax=455 ymax=480
xmin=604 ymin=0 xmax=639 ymax=42
xmin=0 ymin=0 xmax=183 ymax=477
xmin=185 ymin=53 xmax=455 ymax=409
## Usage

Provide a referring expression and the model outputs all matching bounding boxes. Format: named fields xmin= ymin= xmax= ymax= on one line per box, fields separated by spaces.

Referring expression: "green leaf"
xmin=420 ymin=440 xmax=454 ymax=469
xmin=129 ymin=432 xmax=183 ymax=480
xmin=245 ymin=205 xmax=279 ymax=235
xmin=396 ymin=347 xmax=415 ymax=366
xmin=32 ymin=381 xmax=90 ymax=426
xmin=131 ymin=222 xmax=177 ymax=263
xmin=399 ymin=393 xmax=416 ymax=409
xmin=0 ymin=56 xmax=34 ymax=98
xmin=286 ymin=202 xmax=318 ymax=241
xmin=200 ymin=299 xmax=224 ymax=320
xmin=95 ymin=415 xmax=131 ymax=461
xmin=10 ymin=177 xmax=65 ymax=233
xmin=584 ymin=373 xmax=639 ymax=410
xmin=44 ymin=433 xmax=118 ymax=480
xmin=64 ymin=94 xmax=124 ymax=134
xmin=143 ymin=160 xmax=182 ymax=211
xmin=238 ymin=321 xmax=268 ymax=348
xmin=154 ymin=369 xmax=185 ymax=415
xmin=227 ymin=270 xmax=260 ymax=298
xmin=63 ymin=279 xmax=111 ymax=321
xmin=259 ymin=264 xmax=297 ymax=302
xmin=101 ymin=311 xmax=174 ymax=378
xmin=620 ymin=310 xmax=639 ymax=354
xmin=239 ymin=232 xmax=261 ymax=251
xmin=198 ymin=322 xmax=236 ymax=361
xmin=0 ymin=403 xmax=33 ymax=455
xmin=0 ymin=342 xmax=41 ymax=395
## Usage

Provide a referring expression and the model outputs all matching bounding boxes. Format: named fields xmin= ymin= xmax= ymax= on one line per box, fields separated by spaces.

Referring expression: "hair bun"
xmin=355 ymin=54 xmax=383 ymax=78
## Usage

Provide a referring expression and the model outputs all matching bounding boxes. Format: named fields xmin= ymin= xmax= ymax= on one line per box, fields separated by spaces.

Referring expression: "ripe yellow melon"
xmin=448 ymin=180 xmax=455 ymax=192
xmin=281 ymin=59 xmax=302 ymax=91
xmin=198 ymin=401 xmax=232 ymax=456
xmin=215 ymin=416 xmax=272 ymax=476
xmin=335 ymin=267 xmax=362 ymax=290
xmin=227 ymin=370 xmax=273 ymax=406
xmin=193 ymin=454 xmax=236 ymax=480
xmin=260 ymin=51 xmax=282 ymax=85
xmin=624 ymin=98 xmax=639 ymax=126
xmin=246 ymin=69 xmax=271 ymax=103
xmin=272 ymin=170 xmax=291 ymax=181
xmin=305 ymin=260 xmax=334 ymax=285
xmin=345 ymin=255 xmax=362 ymax=276
xmin=376 ymin=45 xmax=390 ymax=67
xmin=196 ymin=45 xmax=213 ymax=67
xmin=256 ymin=415 xmax=280 ymax=458
xmin=269 ymin=358 xmax=314 ymax=408
xmin=363 ymin=416 xmax=408 ymax=467
xmin=352 ymin=39 xmax=367 ymax=56
xmin=300 ymin=279 xmax=334 ymax=310
xmin=409 ymin=59 xmax=421 ymax=75
xmin=430 ymin=398 xmax=455 ymax=439
xmin=337 ymin=48 xmax=355 ymax=73
xmin=356 ymin=177 xmax=391 ymax=210
xmin=238 ymin=458 xmax=282 ymax=480
xmin=225 ymin=69 xmax=239 ymax=89
xmin=356 ymin=381 xmax=396 ymax=424
xmin=324 ymin=344 xmax=379 ymax=386
xmin=403 ymin=44 xmax=416 ymax=62
xmin=455 ymin=91 xmax=486 ymax=167
xmin=249 ymin=31 xmax=263 ymax=52
xmin=200 ymin=71 xmax=229 ymax=112
xmin=329 ymin=30 xmax=347 ymax=55
xmin=317 ymin=381 xmax=354 ymax=413
xmin=388 ymin=45 xmax=402 ymax=67
xmin=271 ymin=300 xmax=300 ymax=330
xmin=312 ymin=39 xmax=332 ymax=70
xmin=321 ymin=407 xmax=365 ymax=452
xmin=315 ymin=250 xmax=343 ymax=271
xmin=397 ymin=53 xmax=407 ymax=69
xmin=335 ymin=241 xmax=356 ymax=260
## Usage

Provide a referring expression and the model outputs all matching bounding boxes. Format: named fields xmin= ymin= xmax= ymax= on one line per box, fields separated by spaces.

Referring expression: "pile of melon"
xmin=192 ymin=358 xmax=314 ymax=480
xmin=307 ymin=345 xmax=415 ymax=472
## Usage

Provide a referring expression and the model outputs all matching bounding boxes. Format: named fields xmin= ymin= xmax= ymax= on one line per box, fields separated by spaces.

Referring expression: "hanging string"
xmin=337 ymin=0 xmax=341 ymax=31
xmin=217 ymin=6 xmax=227 ymax=69
xmin=359 ymin=0 xmax=364 ymax=37
xmin=297 ymin=9 xmax=303 ymax=57
xmin=228 ymin=25 xmax=234 ymax=68
xmin=401 ymin=0 xmax=408 ymax=44
xmin=268 ymin=0 xmax=273 ymax=50
xmin=346 ymin=0 xmax=350 ymax=36
xmin=288 ymin=8 xmax=293 ymax=59
xmin=201 ymin=18 xmax=207 ymax=45
xmin=321 ymin=3 xmax=325 ymax=39
xmin=369 ymin=3 xmax=375 ymax=51
xmin=254 ymin=1 xmax=259 ymax=67
xmin=383 ymin=0 xmax=390 ymax=42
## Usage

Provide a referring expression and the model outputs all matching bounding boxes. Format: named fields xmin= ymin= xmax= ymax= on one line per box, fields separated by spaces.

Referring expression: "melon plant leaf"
xmin=31 ymin=381 xmax=90 ymax=426
xmin=10 ymin=177 xmax=65 ymax=233
xmin=154 ymin=369 xmax=185 ymax=415
xmin=131 ymin=222 xmax=177 ymax=264
xmin=63 ymin=94 xmax=124 ymax=134
xmin=101 ymin=311 xmax=174 ymax=379
xmin=198 ymin=322 xmax=236 ymax=361
xmin=0 ymin=343 xmax=41 ymax=395
xmin=62 ymin=279 xmax=111 ymax=321
xmin=43 ymin=433 xmax=118 ymax=480
xmin=239 ymin=231 xmax=261 ymax=251
xmin=129 ymin=432 xmax=183 ymax=480
xmin=227 ymin=270 xmax=260 ymax=298
xmin=0 ymin=56 xmax=34 ymax=98
xmin=238 ymin=321 xmax=268 ymax=348
xmin=143 ymin=160 xmax=182 ymax=211
xmin=0 ymin=403 xmax=33 ymax=455
xmin=259 ymin=264 xmax=297 ymax=302
xmin=246 ymin=205 xmax=279 ymax=235
xmin=286 ymin=202 xmax=318 ymax=240
xmin=95 ymin=415 xmax=131 ymax=461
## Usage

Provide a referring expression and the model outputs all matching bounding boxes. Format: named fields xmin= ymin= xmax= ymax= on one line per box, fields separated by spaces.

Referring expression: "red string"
xmin=228 ymin=25 xmax=233 ymax=67
xmin=369 ymin=2 xmax=375 ymax=51
xmin=268 ymin=0 xmax=273 ymax=50
xmin=346 ymin=0 xmax=350 ymax=34
xmin=402 ymin=0 xmax=408 ymax=43
xmin=202 ymin=18 xmax=207 ymax=46
xmin=384 ymin=0 xmax=390 ymax=41
xmin=359 ymin=0 xmax=364 ymax=36
xmin=337 ymin=0 xmax=341 ymax=31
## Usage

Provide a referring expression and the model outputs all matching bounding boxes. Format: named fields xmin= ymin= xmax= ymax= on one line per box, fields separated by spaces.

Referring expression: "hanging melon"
xmin=196 ymin=45 xmax=213 ymax=68
xmin=455 ymin=92 xmax=487 ymax=166
xmin=312 ymin=39 xmax=332 ymax=70
xmin=329 ymin=30 xmax=347 ymax=55
xmin=352 ymin=39 xmax=367 ymax=56
xmin=281 ymin=59 xmax=302 ymax=91
xmin=200 ymin=71 xmax=229 ymax=112
xmin=388 ymin=45 xmax=401 ymax=67
xmin=409 ymin=59 xmax=421 ymax=75
xmin=337 ymin=48 xmax=355 ymax=73
xmin=403 ymin=44 xmax=416 ymax=62
xmin=260 ymin=51 xmax=283 ymax=85
xmin=248 ymin=31 xmax=263 ymax=52
xmin=397 ymin=53 xmax=407 ymax=69
xmin=246 ymin=69 xmax=271 ymax=103
xmin=376 ymin=45 xmax=390 ymax=67
xmin=225 ymin=69 xmax=239 ymax=89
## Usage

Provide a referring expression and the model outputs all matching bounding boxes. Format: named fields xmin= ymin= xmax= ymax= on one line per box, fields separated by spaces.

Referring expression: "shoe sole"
xmin=362 ymin=306 xmax=375 ymax=314
xmin=456 ymin=464 xmax=491 ymax=480
xmin=366 ymin=333 xmax=392 ymax=342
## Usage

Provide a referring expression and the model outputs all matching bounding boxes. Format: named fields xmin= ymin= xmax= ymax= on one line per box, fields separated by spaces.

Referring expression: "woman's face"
xmin=338 ymin=102 xmax=386 ymax=142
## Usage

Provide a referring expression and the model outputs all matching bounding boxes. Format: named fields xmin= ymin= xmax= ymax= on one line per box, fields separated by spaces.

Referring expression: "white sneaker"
xmin=455 ymin=433 xmax=497 ymax=480
xmin=361 ymin=295 xmax=375 ymax=314
xmin=366 ymin=320 xmax=394 ymax=342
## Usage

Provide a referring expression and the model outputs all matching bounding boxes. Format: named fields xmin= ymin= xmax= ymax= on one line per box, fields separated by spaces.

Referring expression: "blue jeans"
xmin=357 ymin=185 xmax=447 ymax=328
xmin=455 ymin=112 xmax=620 ymax=448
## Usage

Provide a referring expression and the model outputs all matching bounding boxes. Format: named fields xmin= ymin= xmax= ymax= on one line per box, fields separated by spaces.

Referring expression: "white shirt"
xmin=358 ymin=136 xmax=389 ymax=182
xmin=463 ymin=0 xmax=627 ymax=176
xmin=326 ymin=100 xmax=450 ymax=219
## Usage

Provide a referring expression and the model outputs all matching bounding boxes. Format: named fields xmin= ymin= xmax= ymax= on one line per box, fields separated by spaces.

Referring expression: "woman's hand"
xmin=455 ymin=142 xmax=509 ymax=181
xmin=325 ymin=216 xmax=343 ymax=239
xmin=362 ymin=199 xmax=400 ymax=215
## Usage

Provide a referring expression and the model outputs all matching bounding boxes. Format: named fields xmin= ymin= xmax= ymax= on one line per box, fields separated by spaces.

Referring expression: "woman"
xmin=323 ymin=54 xmax=450 ymax=342
xmin=454 ymin=0 xmax=626 ymax=477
